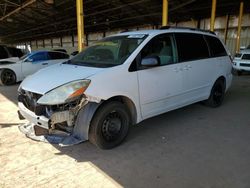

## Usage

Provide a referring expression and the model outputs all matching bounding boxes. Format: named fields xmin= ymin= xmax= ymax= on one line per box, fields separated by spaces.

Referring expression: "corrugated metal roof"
xmin=0 ymin=0 xmax=249 ymax=43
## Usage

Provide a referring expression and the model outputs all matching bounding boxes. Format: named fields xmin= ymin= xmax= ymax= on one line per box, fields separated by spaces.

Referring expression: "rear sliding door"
xmin=174 ymin=33 xmax=215 ymax=104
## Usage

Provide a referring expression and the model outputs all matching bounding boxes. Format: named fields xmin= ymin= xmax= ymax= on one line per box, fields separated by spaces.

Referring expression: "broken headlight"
xmin=37 ymin=80 xmax=90 ymax=105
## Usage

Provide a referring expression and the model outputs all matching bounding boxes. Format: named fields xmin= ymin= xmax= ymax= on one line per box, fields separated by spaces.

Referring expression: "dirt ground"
xmin=1 ymin=75 xmax=250 ymax=188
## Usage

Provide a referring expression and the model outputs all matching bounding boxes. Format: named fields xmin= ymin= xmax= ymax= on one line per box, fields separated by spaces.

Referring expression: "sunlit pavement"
xmin=1 ymin=75 xmax=250 ymax=188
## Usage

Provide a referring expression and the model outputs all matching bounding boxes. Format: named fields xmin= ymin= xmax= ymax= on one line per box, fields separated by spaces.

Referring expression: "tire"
xmin=89 ymin=101 xmax=130 ymax=149
xmin=0 ymin=69 xmax=16 ymax=86
xmin=204 ymin=79 xmax=225 ymax=108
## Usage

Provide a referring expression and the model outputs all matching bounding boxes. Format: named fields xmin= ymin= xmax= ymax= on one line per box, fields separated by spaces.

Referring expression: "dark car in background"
xmin=0 ymin=45 xmax=23 ymax=60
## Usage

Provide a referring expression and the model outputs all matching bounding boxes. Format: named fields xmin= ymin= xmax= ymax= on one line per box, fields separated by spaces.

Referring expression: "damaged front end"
xmin=18 ymin=80 xmax=100 ymax=146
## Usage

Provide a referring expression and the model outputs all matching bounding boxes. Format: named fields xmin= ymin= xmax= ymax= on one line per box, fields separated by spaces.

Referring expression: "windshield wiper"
xmin=63 ymin=60 xmax=119 ymax=68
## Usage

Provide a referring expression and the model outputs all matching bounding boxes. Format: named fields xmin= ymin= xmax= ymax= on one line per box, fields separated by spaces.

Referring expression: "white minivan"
xmin=18 ymin=28 xmax=232 ymax=149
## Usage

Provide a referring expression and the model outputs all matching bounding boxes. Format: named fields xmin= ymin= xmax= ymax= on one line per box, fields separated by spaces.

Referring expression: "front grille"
xmin=18 ymin=89 xmax=45 ymax=115
xmin=240 ymin=63 xmax=250 ymax=67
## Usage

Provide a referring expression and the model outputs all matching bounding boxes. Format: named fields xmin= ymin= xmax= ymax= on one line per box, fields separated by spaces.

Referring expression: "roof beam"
xmin=4 ymin=0 xmax=21 ymax=7
xmin=0 ymin=0 xmax=36 ymax=21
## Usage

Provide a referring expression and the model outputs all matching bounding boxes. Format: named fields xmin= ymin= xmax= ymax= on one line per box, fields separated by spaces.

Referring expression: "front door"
xmin=22 ymin=52 xmax=49 ymax=77
xmin=137 ymin=34 xmax=183 ymax=119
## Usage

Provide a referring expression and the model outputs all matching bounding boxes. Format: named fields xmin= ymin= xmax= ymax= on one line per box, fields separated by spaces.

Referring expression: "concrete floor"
xmin=0 ymin=75 xmax=250 ymax=188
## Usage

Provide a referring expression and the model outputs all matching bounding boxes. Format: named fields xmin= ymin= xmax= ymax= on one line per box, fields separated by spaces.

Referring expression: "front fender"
xmin=72 ymin=102 xmax=100 ymax=141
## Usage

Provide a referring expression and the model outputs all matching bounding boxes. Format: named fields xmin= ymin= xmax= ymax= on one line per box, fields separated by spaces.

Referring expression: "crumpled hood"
xmin=21 ymin=63 xmax=105 ymax=94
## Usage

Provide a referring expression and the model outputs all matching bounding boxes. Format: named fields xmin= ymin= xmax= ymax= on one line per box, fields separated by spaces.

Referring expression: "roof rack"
xmin=159 ymin=26 xmax=215 ymax=35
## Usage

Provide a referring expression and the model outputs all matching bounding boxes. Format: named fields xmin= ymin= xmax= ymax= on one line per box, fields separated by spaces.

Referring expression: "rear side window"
xmin=175 ymin=33 xmax=209 ymax=62
xmin=205 ymin=35 xmax=227 ymax=57
xmin=48 ymin=52 xmax=69 ymax=60
xmin=0 ymin=46 xmax=9 ymax=59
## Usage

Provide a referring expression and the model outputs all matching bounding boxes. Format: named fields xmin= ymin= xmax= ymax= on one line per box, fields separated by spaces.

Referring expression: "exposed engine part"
xmin=85 ymin=94 xmax=102 ymax=103
xmin=50 ymin=110 xmax=75 ymax=127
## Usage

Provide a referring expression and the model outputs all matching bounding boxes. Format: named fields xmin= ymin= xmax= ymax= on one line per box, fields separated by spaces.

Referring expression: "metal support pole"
xmin=236 ymin=2 xmax=244 ymax=53
xmin=210 ymin=0 xmax=216 ymax=31
xmin=76 ymin=0 xmax=84 ymax=52
xmin=72 ymin=33 xmax=74 ymax=47
xmin=51 ymin=38 xmax=53 ymax=48
xmin=224 ymin=14 xmax=230 ymax=44
xmin=162 ymin=0 xmax=168 ymax=26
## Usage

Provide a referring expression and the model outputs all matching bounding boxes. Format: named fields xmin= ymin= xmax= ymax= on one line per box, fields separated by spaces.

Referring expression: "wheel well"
xmin=0 ymin=68 xmax=16 ymax=76
xmin=99 ymin=96 xmax=137 ymax=125
xmin=217 ymin=76 xmax=226 ymax=88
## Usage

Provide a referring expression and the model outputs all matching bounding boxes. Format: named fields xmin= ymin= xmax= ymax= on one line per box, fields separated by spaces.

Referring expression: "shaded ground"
xmin=0 ymin=76 xmax=250 ymax=188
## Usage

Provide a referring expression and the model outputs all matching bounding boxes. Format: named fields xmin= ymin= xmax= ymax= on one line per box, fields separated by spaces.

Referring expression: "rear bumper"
xmin=18 ymin=102 xmax=50 ymax=129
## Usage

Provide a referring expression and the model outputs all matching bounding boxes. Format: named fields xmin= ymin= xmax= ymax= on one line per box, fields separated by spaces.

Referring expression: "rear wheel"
xmin=89 ymin=101 xmax=130 ymax=149
xmin=204 ymin=79 xmax=225 ymax=108
xmin=0 ymin=69 xmax=16 ymax=86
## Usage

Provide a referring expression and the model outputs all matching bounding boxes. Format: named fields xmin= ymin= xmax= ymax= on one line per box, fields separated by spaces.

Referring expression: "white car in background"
xmin=233 ymin=46 xmax=250 ymax=75
xmin=0 ymin=50 xmax=69 ymax=85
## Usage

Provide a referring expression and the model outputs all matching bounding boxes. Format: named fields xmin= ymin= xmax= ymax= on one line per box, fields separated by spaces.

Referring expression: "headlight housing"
xmin=37 ymin=80 xmax=90 ymax=105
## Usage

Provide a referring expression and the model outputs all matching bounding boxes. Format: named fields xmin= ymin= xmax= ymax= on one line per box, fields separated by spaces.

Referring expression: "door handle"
xmin=42 ymin=63 xmax=48 ymax=65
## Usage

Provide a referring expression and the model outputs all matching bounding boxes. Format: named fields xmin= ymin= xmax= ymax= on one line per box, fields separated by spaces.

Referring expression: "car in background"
xmin=233 ymin=49 xmax=250 ymax=75
xmin=0 ymin=45 xmax=24 ymax=62
xmin=0 ymin=50 xmax=69 ymax=85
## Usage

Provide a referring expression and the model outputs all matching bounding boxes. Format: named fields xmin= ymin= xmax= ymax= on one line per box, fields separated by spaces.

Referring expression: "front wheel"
xmin=89 ymin=101 xmax=130 ymax=149
xmin=0 ymin=69 xmax=16 ymax=86
xmin=204 ymin=79 xmax=225 ymax=108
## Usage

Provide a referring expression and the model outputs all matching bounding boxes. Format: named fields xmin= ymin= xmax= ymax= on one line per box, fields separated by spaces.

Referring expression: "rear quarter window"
xmin=205 ymin=35 xmax=227 ymax=57
xmin=175 ymin=33 xmax=209 ymax=62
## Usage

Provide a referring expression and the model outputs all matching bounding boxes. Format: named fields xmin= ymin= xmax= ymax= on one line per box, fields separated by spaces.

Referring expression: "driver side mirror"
xmin=141 ymin=56 xmax=160 ymax=67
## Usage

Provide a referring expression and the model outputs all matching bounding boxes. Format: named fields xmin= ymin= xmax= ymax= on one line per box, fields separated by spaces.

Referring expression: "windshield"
xmin=69 ymin=34 xmax=147 ymax=67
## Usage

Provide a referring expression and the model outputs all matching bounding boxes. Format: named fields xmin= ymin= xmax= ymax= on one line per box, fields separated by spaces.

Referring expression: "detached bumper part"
xmin=18 ymin=102 xmax=49 ymax=129
xmin=19 ymin=123 xmax=85 ymax=145
xmin=18 ymin=101 xmax=100 ymax=146
xmin=18 ymin=102 xmax=86 ymax=146
xmin=17 ymin=110 xmax=25 ymax=120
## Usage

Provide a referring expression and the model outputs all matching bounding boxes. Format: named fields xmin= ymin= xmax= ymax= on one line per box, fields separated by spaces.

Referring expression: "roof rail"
xmin=159 ymin=26 xmax=215 ymax=35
